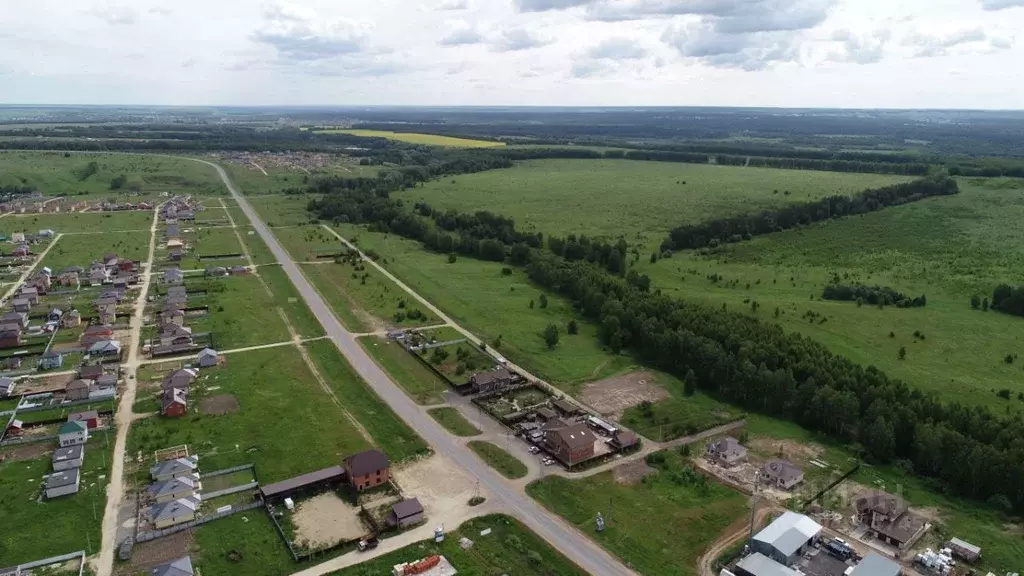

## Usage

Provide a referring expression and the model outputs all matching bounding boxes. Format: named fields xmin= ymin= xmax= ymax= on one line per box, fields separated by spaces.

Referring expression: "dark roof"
xmin=391 ymin=498 xmax=424 ymax=519
xmin=45 ymin=468 xmax=80 ymax=489
xmin=66 ymin=379 xmax=91 ymax=391
xmin=69 ymin=410 xmax=99 ymax=422
xmin=53 ymin=445 xmax=84 ymax=463
xmin=80 ymin=364 xmax=104 ymax=378
xmin=535 ymin=407 xmax=558 ymax=421
xmin=471 ymin=368 xmax=511 ymax=385
xmin=150 ymin=556 xmax=194 ymax=576
xmin=552 ymin=399 xmax=578 ymax=414
xmin=613 ymin=430 xmax=639 ymax=448
xmin=549 ymin=422 xmax=594 ymax=450
xmin=856 ymin=490 xmax=908 ymax=517
xmin=344 ymin=449 xmax=390 ymax=477
xmin=260 ymin=465 xmax=345 ymax=499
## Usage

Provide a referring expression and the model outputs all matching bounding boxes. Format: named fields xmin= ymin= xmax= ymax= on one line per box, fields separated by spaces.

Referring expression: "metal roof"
xmin=948 ymin=537 xmax=981 ymax=555
xmin=45 ymin=468 xmax=80 ymax=489
xmin=753 ymin=512 xmax=822 ymax=557
xmin=53 ymin=445 xmax=84 ymax=463
xmin=849 ymin=553 xmax=901 ymax=576
xmin=260 ymin=465 xmax=345 ymax=498
xmin=150 ymin=556 xmax=194 ymax=576
xmin=392 ymin=498 xmax=424 ymax=519
xmin=736 ymin=553 xmax=799 ymax=576
xmin=344 ymin=449 xmax=390 ymax=478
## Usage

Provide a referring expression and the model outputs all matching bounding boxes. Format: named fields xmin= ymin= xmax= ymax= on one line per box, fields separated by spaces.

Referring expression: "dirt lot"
xmin=392 ymin=454 xmax=485 ymax=527
xmin=291 ymin=492 xmax=366 ymax=549
xmin=748 ymin=436 xmax=823 ymax=462
xmin=115 ymin=529 xmax=195 ymax=576
xmin=17 ymin=373 xmax=74 ymax=395
xmin=581 ymin=371 xmax=670 ymax=419
xmin=613 ymin=459 xmax=656 ymax=485
xmin=0 ymin=441 xmax=52 ymax=462
xmin=200 ymin=394 xmax=240 ymax=415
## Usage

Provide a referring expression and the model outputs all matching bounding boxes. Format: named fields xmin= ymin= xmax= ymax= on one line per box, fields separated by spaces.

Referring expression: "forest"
xmin=661 ymin=176 xmax=959 ymax=252
xmin=992 ymin=284 xmax=1024 ymax=318
xmin=822 ymin=284 xmax=927 ymax=308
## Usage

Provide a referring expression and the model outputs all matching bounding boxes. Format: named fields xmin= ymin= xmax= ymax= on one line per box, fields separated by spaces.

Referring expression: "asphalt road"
xmin=193 ymin=159 xmax=636 ymax=576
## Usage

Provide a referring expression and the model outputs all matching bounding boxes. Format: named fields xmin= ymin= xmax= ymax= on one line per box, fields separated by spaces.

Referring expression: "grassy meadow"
xmin=0 ymin=151 xmax=225 ymax=197
xmin=359 ymin=335 xmax=450 ymax=404
xmin=248 ymin=194 xmax=319 ymax=227
xmin=302 ymin=261 xmax=437 ymax=332
xmin=428 ymin=407 xmax=481 ymax=436
xmin=403 ymin=159 xmax=912 ymax=246
xmin=6 ymin=210 xmax=153 ymax=233
xmin=40 ymin=230 xmax=149 ymax=271
xmin=468 ymin=440 xmax=528 ymax=479
xmin=315 ymin=129 xmax=505 ymax=148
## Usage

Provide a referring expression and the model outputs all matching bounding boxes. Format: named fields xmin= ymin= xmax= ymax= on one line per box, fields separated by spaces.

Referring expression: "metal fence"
xmin=0 ymin=550 xmax=85 ymax=575
xmin=135 ymin=501 xmax=262 ymax=543
xmin=205 ymin=463 xmax=255 ymax=478
xmin=204 ymin=482 xmax=258 ymax=500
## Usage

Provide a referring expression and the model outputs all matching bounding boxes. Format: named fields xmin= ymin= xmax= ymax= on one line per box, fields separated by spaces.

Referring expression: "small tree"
xmin=898 ymin=346 xmax=907 ymax=360
xmin=982 ymin=297 xmax=990 ymax=311
xmin=447 ymin=253 xmax=457 ymax=264
xmin=970 ymin=295 xmax=981 ymax=309
xmin=543 ymin=324 xmax=559 ymax=350
xmin=650 ymin=252 xmax=658 ymax=264
xmin=539 ymin=294 xmax=548 ymax=309
xmin=683 ymin=368 xmax=697 ymax=396
xmin=493 ymin=335 xmax=502 ymax=349
xmin=567 ymin=319 xmax=579 ymax=335
xmin=528 ymin=300 xmax=535 ymax=309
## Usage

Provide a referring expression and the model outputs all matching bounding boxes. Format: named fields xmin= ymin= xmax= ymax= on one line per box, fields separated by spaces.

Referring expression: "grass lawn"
xmin=223 ymin=164 xmax=308 ymax=196
xmin=402 ymin=159 xmax=910 ymax=246
xmin=7 ymin=210 xmax=153 ymax=233
xmin=0 ymin=433 xmax=114 ymax=565
xmin=303 ymin=339 xmax=429 ymax=462
xmin=259 ymin=264 xmax=326 ymax=340
xmin=331 ymin=515 xmax=586 ymax=576
xmin=128 ymin=346 xmax=372 ymax=483
xmin=527 ymin=450 xmax=747 ymax=576
xmin=428 ymin=407 xmax=481 ymax=436
xmin=337 ymin=223 xmax=634 ymax=391
xmin=271 ymin=224 xmax=342 ymax=261
xmin=193 ymin=510 xmax=295 ymax=576
xmin=191 ymin=226 xmax=244 ymax=258
xmin=467 ymin=441 xmax=527 ymax=479
xmin=0 ymin=151 xmax=226 ymax=197
xmin=248 ymin=194 xmax=319 ymax=227
xmin=621 ymin=391 xmax=744 ymax=442
xmin=40 ymin=230 xmax=149 ymax=271
xmin=638 ymin=178 xmax=1024 ymax=410
xmin=359 ymin=336 xmax=449 ymax=404
xmin=303 ymin=260 xmax=437 ymax=332
xmin=315 ymin=129 xmax=506 ymax=148
xmin=173 ymin=275 xmax=293 ymax=349
xmin=238 ymin=226 xmax=278 ymax=265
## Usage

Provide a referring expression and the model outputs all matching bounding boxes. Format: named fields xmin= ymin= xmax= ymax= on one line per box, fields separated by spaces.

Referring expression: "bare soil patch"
xmin=393 ymin=454 xmax=482 ymax=527
xmin=291 ymin=492 xmax=365 ymax=549
xmin=0 ymin=442 xmax=52 ymax=462
xmin=748 ymin=436 xmax=823 ymax=463
xmin=200 ymin=394 xmax=240 ymax=415
xmin=613 ymin=459 xmax=656 ymax=485
xmin=115 ymin=529 xmax=195 ymax=576
xmin=18 ymin=374 xmax=73 ymax=395
xmin=581 ymin=370 xmax=669 ymax=419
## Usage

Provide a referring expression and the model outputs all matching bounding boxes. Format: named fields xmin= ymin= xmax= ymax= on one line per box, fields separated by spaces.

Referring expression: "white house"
xmin=58 ymin=421 xmax=89 ymax=447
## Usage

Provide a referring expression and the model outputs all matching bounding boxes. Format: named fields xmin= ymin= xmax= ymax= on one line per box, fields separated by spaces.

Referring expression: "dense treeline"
xmin=823 ymin=284 xmax=926 ymax=308
xmin=614 ymin=149 xmax=929 ymax=175
xmin=662 ymin=176 xmax=959 ymax=251
xmin=523 ymin=253 xmax=1024 ymax=512
xmin=992 ymin=285 xmax=1024 ymax=317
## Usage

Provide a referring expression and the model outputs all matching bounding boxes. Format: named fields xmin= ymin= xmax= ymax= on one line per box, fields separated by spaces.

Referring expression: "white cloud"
xmin=587 ymin=37 xmax=648 ymax=60
xmin=251 ymin=3 xmax=372 ymax=62
xmin=490 ymin=27 xmax=552 ymax=51
xmin=86 ymin=4 xmax=138 ymax=25
xmin=981 ymin=0 xmax=1024 ymax=10
xmin=440 ymin=21 xmax=484 ymax=46
xmin=437 ymin=0 xmax=470 ymax=9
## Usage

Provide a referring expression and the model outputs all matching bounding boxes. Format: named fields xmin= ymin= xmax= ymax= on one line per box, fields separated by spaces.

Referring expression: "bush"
xmin=567 ymin=319 xmax=579 ymax=335
xmin=468 ymin=496 xmax=486 ymax=506
xmin=447 ymin=253 xmax=457 ymax=264
xmin=997 ymin=389 xmax=1011 ymax=399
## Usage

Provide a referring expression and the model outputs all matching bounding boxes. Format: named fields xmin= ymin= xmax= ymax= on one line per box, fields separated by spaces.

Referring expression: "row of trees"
xmin=992 ymin=284 xmax=1024 ymax=317
xmin=823 ymin=284 xmax=927 ymax=308
xmin=662 ymin=176 xmax=960 ymax=251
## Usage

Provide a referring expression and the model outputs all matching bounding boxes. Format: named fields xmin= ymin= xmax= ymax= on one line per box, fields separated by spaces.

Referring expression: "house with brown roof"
xmin=59 ymin=271 xmax=80 ymax=288
xmin=2 ymin=312 xmax=27 ymax=329
xmin=388 ymin=498 xmax=425 ymax=528
xmin=544 ymin=420 xmax=596 ymax=466
xmin=761 ymin=459 xmax=804 ymax=490
xmin=12 ymin=298 xmax=31 ymax=314
xmin=160 ymin=308 xmax=185 ymax=326
xmin=65 ymin=379 xmax=93 ymax=401
xmin=162 ymin=368 xmax=197 ymax=391
xmin=343 ymin=449 xmax=390 ymax=492
xmin=855 ymin=490 xmax=928 ymax=549
xmin=159 ymin=324 xmax=193 ymax=347
xmin=468 ymin=368 xmax=512 ymax=394
xmin=162 ymin=388 xmax=188 ymax=418
xmin=0 ymin=328 xmax=21 ymax=349
xmin=63 ymin=309 xmax=82 ymax=328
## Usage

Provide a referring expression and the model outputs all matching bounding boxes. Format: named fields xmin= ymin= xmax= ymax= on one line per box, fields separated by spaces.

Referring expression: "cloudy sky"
xmin=1 ymin=0 xmax=1022 ymax=108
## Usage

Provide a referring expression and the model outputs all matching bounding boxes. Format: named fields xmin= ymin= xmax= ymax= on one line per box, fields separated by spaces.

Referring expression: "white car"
xmin=543 ymin=458 xmax=556 ymax=466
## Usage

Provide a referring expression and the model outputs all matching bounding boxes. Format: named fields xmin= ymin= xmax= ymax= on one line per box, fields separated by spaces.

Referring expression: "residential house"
xmin=19 ymin=286 xmax=39 ymax=305
xmin=205 ymin=266 xmax=227 ymax=277
xmin=161 ymin=308 xmax=185 ymax=326
xmin=58 ymin=271 xmax=80 ymax=288
xmin=855 ymin=490 xmax=927 ymax=549
xmin=58 ymin=421 xmax=89 ymax=447
xmin=760 ymin=460 xmax=804 ymax=490
xmin=82 ymin=324 xmax=114 ymax=345
xmin=150 ymin=497 xmax=200 ymax=529
xmin=65 ymin=379 xmax=92 ymax=402
xmin=159 ymin=324 xmax=193 ymax=347
xmin=45 ymin=468 xmax=81 ymax=499
xmin=150 ymin=455 xmax=200 ymax=481
xmin=12 ymin=244 xmax=29 ymax=258
xmin=169 ymin=248 xmax=184 ymax=262
xmin=113 ymin=277 xmax=131 ymax=290
xmin=62 ymin=309 xmax=82 ymax=328
xmin=752 ymin=511 xmax=823 ymax=565
xmin=68 ymin=410 xmax=100 ymax=429
xmin=149 ymin=476 xmax=200 ymax=504
xmin=39 ymin=228 xmax=55 ymax=238
xmin=95 ymin=373 xmax=118 ymax=389
xmin=12 ymin=298 xmax=31 ymax=314
xmin=88 ymin=268 xmax=109 ymax=286
xmin=48 ymin=308 xmax=64 ymax=323
xmin=734 ymin=553 xmax=800 ymax=576
xmin=468 ymin=368 xmax=512 ymax=394
xmin=551 ymin=398 xmax=578 ymax=416
xmin=88 ymin=340 xmax=122 ymax=357
xmin=0 ymin=376 xmax=14 ymax=397
xmin=149 ymin=556 xmax=194 ymax=576
xmin=611 ymin=430 xmax=640 ymax=451
xmin=544 ymin=420 xmax=596 ymax=466
xmin=0 ymin=327 xmax=21 ymax=348
xmin=94 ymin=296 xmax=118 ymax=309
xmin=163 ymin=268 xmax=184 ymax=284
xmin=196 ymin=348 xmax=218 ymax=367
xmin=52 ymin=445 xmax=85 ymax=471
xmin=38 ymin=350 xmax=64 ymax=370
xmin=30 ymin=273 xmax=50 ymax=293
xmin=388 ymin=498 xmax=425 ymax=529
xmin=162 ymin=388 xmax=188 ymax=418
xmin=162 ymin=368 xmax=198 ymax=392
xmin=2 ymin=311 xmax=27 ymax=329
xmin=89 ymin=384 xmax=116 ymax=401
xmin=706 ymin=436 xmax=747 ymax=467
xmin=164 ymin=293 xmax=188 ymax=309
xmin=79 ymin=364 xmax=104 ymax=380
xmin=98 ymin=309 xmax=116 ymax=326
xmin=850 ymin=554 xmax=902 ymax=576
xmin=5 ymin=419 xmax=24 ymax=436
xmin=103 ymin=253 xmax=118 ymax=268
xmin=117 ymin=258 xmax=136 ymax=274
xmin=343 ymin=449 xmax=391 ymax=492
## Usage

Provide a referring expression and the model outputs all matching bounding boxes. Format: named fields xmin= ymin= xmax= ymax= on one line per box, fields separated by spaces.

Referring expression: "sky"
xmin=0 ymin=0 xmax=1022 ymax=109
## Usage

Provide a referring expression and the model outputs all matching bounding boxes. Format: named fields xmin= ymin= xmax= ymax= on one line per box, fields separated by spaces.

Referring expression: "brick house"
xmin=162 ymin=388 xmax=188 ymax=418
xmin=468 ymin=368 xmax=512 ymax=394
xmin=543 ymin=420 xmax=596 ymax=466
xmin=343 ymin=449 xmax=390 ymax=492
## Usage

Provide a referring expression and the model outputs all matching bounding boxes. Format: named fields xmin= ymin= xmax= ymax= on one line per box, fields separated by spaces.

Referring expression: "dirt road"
xmin=698 ymin=502 xmax=775 ymax=576
xmin=2 ymin=232 xmax=63 ymax=301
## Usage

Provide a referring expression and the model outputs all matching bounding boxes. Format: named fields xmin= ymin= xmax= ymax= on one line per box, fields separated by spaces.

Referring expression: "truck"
xmin=357 ymin=536 xmax=379 ymax=552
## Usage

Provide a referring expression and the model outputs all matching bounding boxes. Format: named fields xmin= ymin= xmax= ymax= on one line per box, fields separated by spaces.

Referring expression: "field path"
xmin=697 ymin=501 xmax=774 ymax=576
xmin=95 ymin=202 xmax=163 ymax=576
xmin=2 ymin=232 xmax=63 ymax=301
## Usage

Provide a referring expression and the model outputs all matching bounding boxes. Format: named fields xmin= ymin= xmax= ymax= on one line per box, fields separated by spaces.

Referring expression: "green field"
xmin=0 ymin=151 xmax=225 ymax=197
xmin=527 ymin=450 xmax=747 ymax=576
xmin=248 ymin=194 xmax=319 ymax=227
xmin=338 ymin=224 xmax=634 ymax=390
xmin=40 ymin=230 xmax=149 ymax=271
xmin=315 ymin=129 xmax=506 ymax=148
xmin=359 ymin=336 xmax=449 ymax=404
xmin=621 ymin=388 xmax=743 ymax=442
xmin=468 ymin=441 xmax=527 ymax=479
xmin=221 ymin=158 xmax=375 ymax=196
xmin=269 ymin=223 xmax=342 ymax=261
xmin=238 ymin=226 xmax=277 ymax=265
xmin=6 ymin=210 xmax=153 ymax=233
xmin=190 ymin=227 xmax=245 ymax=258
xmin=304 ymin=339 xmax=429 ymax=462
xmin=302 ymin=261 xmax=437 ymax=333
xmin=403 ymin=159 xmax=911 ymax=246
xmin=193 ymin=509 xmax=295 ymax=576
xmin=129 ymin=347 xmax=372 ymax=483
xmin=638 ymin=178 xmax=1024 ymax=409
xmin=428 ymin=407 xmax=481 ymax=436
xmin=164 ymin=275 xmax=293 ymax=349
xmin=0 ymin=434 xmax=114 ymax=565
xmin=259 ymin=264 xmax=326 ymax=339
xmin=331 ymin=515 xmax=585 ymax=576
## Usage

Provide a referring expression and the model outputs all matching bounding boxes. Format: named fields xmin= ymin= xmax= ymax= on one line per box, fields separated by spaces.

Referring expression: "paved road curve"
xmin=192 ymin=159 xmax=636 ymax=576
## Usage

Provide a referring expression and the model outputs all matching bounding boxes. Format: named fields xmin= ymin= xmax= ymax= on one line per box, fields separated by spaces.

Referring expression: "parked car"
xmin=543 ymin=458 xmax=556 ymax=466
xmin=358 ymin=536 xmax=379 ymax=552
xmin=528 ymin=446 xmax=540 ymax=454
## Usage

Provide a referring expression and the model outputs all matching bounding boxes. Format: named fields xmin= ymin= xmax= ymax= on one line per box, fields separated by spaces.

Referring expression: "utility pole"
xmin=747 ymin=483 xmax=760 ymax=550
